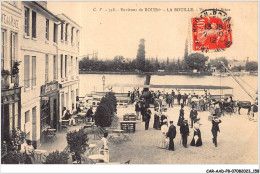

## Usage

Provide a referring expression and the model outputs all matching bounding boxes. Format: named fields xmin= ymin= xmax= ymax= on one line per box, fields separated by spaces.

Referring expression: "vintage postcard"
xmin=1 ymin=1 xmax=259 ymax=173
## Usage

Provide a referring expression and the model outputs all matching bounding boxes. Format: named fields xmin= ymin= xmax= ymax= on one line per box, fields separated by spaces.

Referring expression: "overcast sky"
xmin=48 ymin=1 xmax=258 ymax=62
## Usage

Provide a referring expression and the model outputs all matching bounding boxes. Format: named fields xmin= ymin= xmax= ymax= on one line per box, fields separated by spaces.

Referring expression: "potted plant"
xmin=12 ymin=61 xmax=21 ymax=87
xmin=66 ymin=128 xmax=88 ymax=163
xmin=10 ymin=129 xmax=26 ymax=151
xmin=1 ymin=69 xmax=10 ymax=89
xmin=44 ymin=150 xmax=69 ymax=164
xmin=1 ymin=150 xmax=26 ymax=164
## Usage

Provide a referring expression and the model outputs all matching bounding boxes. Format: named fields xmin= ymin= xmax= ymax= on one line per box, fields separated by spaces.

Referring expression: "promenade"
xmin=39 ymin=104 xmax=258 ymax=164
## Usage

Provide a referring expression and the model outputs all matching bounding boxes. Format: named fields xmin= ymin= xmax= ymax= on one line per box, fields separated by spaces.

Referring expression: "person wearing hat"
xmin=140 ymin=101 xmax=146 ymax=122
xmin=168 ymin=93 xmax=173 ymax=108
xmin=144 ymin=108 xmax=152 ymax=130
xmin=214 ymin=102 xmax=222 ymax=117
xmin=190 ymin=118 xmax=202 ymax=147
xmin=135 ymin=100 xmax=141 ymax=120
xmin=160 ymin=114 xmax=168 ymax=127
xmin=166 ymin=121 xmax=176 ymax=151
xmin=180 ymin=120 xmax=189 ymax=148
xmin=158 ymin=120 xmax=169 ymax=149
xmin=177 ymin=104 xmax=185 ymax=126
xmin=154 ymin=98 xmax=160 ymax=111
xmin=211 ymin=116 xmax=222 ymax=147
xmin=86 ymin=107 xmax=94 ymax=122
xmin=153 ymin=107 xmax=161 ymax=130
xmin=171 ymin=90 xmax=175 ymax=105
xmin=177 ymin=93 xmax=182 ymax=105
xmin=199 ymin=96 xmax=205 ymax=111
xmin=190 ymin=106 xmax=198 ymax=128
xmin=24 ymin=140 xmax=35 ymax=164
xmin=183 ymin=93 xmax=188 ymax=106
xmin=250 ymin=98 xmax=258 ymax=121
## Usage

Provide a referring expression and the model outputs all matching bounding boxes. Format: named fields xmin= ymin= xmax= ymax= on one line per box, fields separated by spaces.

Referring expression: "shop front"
xmin=1 ymin=87 xmax=21 ymax=143
xmin=40 ymin=81 xmax=59 ymax=144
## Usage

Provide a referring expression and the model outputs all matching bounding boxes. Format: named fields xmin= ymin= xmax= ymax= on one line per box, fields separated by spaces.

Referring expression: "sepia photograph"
xmin=0 ymin=0 xmax=259 ymax=173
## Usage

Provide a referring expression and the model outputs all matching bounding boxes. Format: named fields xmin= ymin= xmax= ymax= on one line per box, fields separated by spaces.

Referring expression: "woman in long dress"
xmin=24 ymin=140 xmax=35 ymax=164
xmin=153 ymin=107 xmax=161 ymax=130
xmin=190 ymin=118 xmax=202 ymax=147
xmin=100 ymin=132 xmax=109 ymax=163
xmin=158 ymin=120 xmax=168 ymax=149
xmin=177 ymin=104 xmax=184 ymax=126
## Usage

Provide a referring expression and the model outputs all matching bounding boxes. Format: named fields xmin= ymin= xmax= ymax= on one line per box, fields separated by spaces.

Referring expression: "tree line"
xmin=79 ymin=56 xmax=257 ymax=73
xmin=79 ymin=39 xmax=257 ymax=73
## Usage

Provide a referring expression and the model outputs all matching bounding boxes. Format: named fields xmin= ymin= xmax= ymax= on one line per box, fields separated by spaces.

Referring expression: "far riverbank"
xmin=79 ymin=70 xmax=213 ymax=76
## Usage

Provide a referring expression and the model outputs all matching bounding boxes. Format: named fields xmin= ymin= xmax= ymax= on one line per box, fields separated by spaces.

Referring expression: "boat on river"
xmin=79 ymin=84 xmax=234 ymax=108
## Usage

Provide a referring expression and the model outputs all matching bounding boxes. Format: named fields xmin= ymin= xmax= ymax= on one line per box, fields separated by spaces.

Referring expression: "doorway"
xmin=53 ymin=99 xmax=57 ymax=129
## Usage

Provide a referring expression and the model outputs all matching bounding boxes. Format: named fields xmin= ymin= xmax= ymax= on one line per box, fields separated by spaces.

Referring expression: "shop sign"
xmin=1 ymin=12 xmax=19 ymax=29
xmin=41 ymin=82 xmax=59 ymax=95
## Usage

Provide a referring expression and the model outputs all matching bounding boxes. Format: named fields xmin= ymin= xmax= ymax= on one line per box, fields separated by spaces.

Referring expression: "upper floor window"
xmin=32 ymin=56 xmax=36 ymax=86
xmin=45 ymin=54 xmax=49 ymax=82
xmin=10 ymin=32 xmax=17 ymax=79
xmin=71 ymin=27 xmax=74 ymax=44
xmin=1 ymin=30 xmax=6 ymax=70
xmin=45 ymin=19 xmax=49 ymax=40
xmin=61 ymin=23 xmax=64 ymax=40
xmin=24 ymin=55 xmax=30 ymax=88
xmin=65 ymin=23 xmax=68 ymax=41
xmin=71 ymin=56 xmax=73 ymax=74
xmin=60 ymin=54 xmax=63 ymax=78
xmin=53 ymin=23 xmax=58 ymax=43
xmin=65 ymin=55 xmax=67 ymax=77
xmin=25 ymin=110 xmax=30 ymax=123
xmin=76 ymin=57 xmax=78 ymax=74
xmin=32 ymin=11 xmax=37 ymax=38
xmin=53 ymin=55 xmax=57 ymax=80
xmin=24 ymin=7 xmax=30 ymax=36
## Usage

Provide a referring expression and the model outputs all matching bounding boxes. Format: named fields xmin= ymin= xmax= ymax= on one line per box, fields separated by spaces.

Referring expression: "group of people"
xmin=128 ymin=88 xmax=141 ymax=103
xmin=151 ymin=103 xmax=222 ymax=151
xmin=62 ymin=106 xmax=94 ymax=126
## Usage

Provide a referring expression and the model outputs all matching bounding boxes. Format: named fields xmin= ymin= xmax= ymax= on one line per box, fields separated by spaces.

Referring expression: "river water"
xmin=79 ymin=74 xmax=258 ymax=101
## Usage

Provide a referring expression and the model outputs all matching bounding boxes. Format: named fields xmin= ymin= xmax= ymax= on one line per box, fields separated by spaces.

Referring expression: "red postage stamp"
xmin=192 ymin=9 xmax=232 ymax=52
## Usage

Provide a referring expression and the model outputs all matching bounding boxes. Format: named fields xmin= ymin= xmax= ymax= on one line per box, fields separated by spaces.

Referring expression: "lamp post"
xmin=102 ymin=75 xmax=105 ymax=92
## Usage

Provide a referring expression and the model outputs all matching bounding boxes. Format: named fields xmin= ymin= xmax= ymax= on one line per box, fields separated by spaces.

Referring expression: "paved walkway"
xmin=38 ymin=104 xmax=258 ymax=164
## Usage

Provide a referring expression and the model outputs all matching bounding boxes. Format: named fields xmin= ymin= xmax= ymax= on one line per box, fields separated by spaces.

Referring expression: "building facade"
xmin=19 ymin=1 xmax=62 ymax=147
xmin=1 ymin=1 xmax=81 ymax=149
xmin=56 ymin=14 xmax=80 ymax=121
xmin=1 ymin=1 xmax=22 ymax=143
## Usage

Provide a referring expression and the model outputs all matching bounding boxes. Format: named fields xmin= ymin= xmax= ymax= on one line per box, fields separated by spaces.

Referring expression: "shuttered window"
xmin=24 ymin=55 xmax=30 ymax=88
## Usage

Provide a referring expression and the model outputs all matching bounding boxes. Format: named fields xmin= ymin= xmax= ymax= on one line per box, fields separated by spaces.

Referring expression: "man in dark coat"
xmin=167 ymin=121 xmax=176 ymax=151
xmin=63 ymin=110 xmax=71 ymax=120
xmin=190 ymin=107 xmax=198 ymax=128
xmin=140 ymin=102 xmax=146 ymax=122
xmin=177 ymin=104 xmax=184 ymax=126
xmin=177 ymin=93 xmax=182 ymax=105
xmin=180 ymin=120 xmax=189 ymax=148
xmin=145 ymin=108 xmax=151 ymax=130
xmin=86 ymin=107 xmax=94 ymax=122
xmin=171 ymin=90 xmax=175 ymax=105
xmin=182 ymin=93 xmax=188 ymax=106
xmin=211 ymin=116 xmax=222 ymax=147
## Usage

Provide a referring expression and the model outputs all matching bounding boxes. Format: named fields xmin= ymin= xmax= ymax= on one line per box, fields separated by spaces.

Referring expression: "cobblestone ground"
xmin=39 ymin=104 xmax=258 ymax=164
